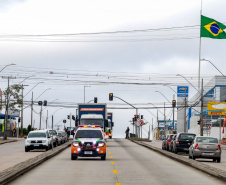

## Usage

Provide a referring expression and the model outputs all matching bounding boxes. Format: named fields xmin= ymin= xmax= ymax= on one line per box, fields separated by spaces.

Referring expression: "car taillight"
xmin=195 ymin=143 xmax=199 ymax=149
xmin=217 ymin=144 xmax=221 ymax=150
xmin=168 ymin=138 xmax=171 ymax=141
xmin=176 ymin=140 xmax=179 ymax=144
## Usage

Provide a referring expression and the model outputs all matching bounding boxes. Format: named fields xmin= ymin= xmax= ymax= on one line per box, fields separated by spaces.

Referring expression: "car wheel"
xmin=188 ymin=153 xmax=192 ymax=159
xmin=101 ymin=154 xmax=106 ymax=160
xmin=174 ymin=148 xmax=178 ymax=154
xmin=217 ymin=157 xmax=221 ymax=163
xmin=192 ymin=153 xmax=196 ymax=160
xmin=213 ymin=158 xmax=216 ymax=162
xmin=25 ymin=147 xmax=30 ymax=152
xmin=71 ymin=154 xmax=77 ymax=160
xmin=45 ymin=146 xmax=49 ymax=151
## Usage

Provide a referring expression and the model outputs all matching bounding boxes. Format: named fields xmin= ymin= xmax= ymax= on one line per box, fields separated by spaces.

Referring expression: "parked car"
xmin=173 ymin=133 xmax=196 ymax=154
xmin=47 ymin=129 xmax=59 ymax=147
xmin=162 ymin=134 xmax=174 ymax=150
xmin=189 ymin=136 xmax=221 ymax=162
xmin=25 ymin=130 xmax=52 ymax=152
xmin=169 ymin=135 xmax=177 ymax=152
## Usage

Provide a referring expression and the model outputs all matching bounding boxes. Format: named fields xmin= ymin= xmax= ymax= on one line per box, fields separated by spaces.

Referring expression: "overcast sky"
xmin=0 ymin=0 xmax=226 ymax=138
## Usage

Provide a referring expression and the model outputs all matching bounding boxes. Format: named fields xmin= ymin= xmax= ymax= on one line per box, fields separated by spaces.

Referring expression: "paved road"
xmin=0 ymin=139 xmax=45 ymax=172
xmin=8 ymin=139 xmax=225 ymax=185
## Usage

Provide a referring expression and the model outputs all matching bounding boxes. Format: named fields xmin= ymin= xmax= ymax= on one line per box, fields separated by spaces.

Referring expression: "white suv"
xmin=25 ymin=130 xmax=52 ymax=152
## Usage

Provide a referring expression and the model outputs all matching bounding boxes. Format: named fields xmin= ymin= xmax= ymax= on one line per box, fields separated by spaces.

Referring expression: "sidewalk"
xmin=143 ymin=140 xmax=226 ymax=172
xmin=0 ymin=137 xmax=20 ymax=145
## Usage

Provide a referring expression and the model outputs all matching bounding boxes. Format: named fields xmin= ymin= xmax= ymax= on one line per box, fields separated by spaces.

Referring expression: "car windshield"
xmin=57 ymin=133 xmax=62 ymax=136
xmin=49 ymin=130 xmax=56 ymax=136
xmin=75 ymin=130 xmax=103 ymax=139
xmin=28 ymin=132 xmax=46 ymax=138
xmin=179 ymin=134 xmax=195 ymax=140
xmin=196 ymin=137 xmax=218 ymax=143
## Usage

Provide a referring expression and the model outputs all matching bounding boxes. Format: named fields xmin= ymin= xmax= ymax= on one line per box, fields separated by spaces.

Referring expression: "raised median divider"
xmin=0 ymin=141 xmax=70 ymax=185
xmin=129 ymin=139 xmax=226 ymax=182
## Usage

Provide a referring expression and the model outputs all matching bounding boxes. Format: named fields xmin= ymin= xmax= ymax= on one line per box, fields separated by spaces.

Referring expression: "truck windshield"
xmin=80 ymin=119 xmax=104 ymax=128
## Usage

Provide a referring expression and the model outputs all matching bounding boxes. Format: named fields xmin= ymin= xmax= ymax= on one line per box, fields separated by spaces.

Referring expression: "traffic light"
xmin=67 ymin=115 xmax=70 ymax=119
xmin=141 ymin=115 xmax=143 ymax=119
xmin=109 ymin=93 xmax=113 ymax=101
xmin=172 ymin=100 xmax=176 ymax=107
xmin=63 ymin=120 xmax=66 ymax=123
xmin=43 ymin=100 xmax=47 ymax=106
xmin=18 ymin=117 xmax=21 ymax=123
xmin=72 ymin=115 xmax=75 ymax=120
xmin=38 ymin=101 xmax=42 ymax=106
xmin=197 ymin=119 xmax=201 ymax=125
xmin=94 ymin=97 xmax=98 ymax=103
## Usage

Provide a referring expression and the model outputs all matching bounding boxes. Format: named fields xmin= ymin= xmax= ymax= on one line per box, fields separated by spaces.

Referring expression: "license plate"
xmin=33 ymin=144 xmax=39 ymax=146
xmin=203 ymin=152 xmax=213 ymax=155
xmin=84 ymin=151 xmax=93 ymax=154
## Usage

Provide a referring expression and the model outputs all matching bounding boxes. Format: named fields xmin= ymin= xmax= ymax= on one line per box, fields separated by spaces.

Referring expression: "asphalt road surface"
xmin=8 ymin=139 xmax=225 ymax=185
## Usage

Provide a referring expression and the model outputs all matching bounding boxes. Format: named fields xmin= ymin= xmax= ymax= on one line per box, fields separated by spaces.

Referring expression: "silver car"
xmin=189 ymin=136 xmax=221 ymax=163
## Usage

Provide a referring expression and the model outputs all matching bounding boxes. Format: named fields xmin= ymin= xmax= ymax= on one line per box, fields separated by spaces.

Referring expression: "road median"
xmin=0 ymin=141 xmax=70 ymax=185
xmin=129 ymin=139 xmax=226 ymax=182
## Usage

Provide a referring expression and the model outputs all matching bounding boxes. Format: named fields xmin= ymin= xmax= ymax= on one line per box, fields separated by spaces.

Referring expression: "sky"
xmin=0 ymin=0 xmax=226 ymax=138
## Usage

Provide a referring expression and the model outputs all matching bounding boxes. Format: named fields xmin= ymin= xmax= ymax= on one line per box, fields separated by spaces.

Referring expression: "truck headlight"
xmin=98 ymin=142 xmax=105 ymax=147
xmin=72 ymin=142 xmax=79 ymax=147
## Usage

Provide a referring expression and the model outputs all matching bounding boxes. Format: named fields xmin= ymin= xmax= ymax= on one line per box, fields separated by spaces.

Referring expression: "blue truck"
xmin=76 ymin=103 xmax=108 ymax=133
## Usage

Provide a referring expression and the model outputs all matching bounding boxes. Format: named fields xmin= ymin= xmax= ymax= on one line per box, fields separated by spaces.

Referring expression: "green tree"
xmin=2 ymin=84 xmax=23 ymax=140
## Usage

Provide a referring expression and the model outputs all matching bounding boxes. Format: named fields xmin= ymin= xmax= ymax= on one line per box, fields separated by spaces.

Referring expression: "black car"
xmin=173 ymin=133 xmax=196 ymax=154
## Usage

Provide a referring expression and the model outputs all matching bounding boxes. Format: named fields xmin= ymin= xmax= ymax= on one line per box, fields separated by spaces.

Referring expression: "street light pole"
xmin=0 ymin=63 xmax=16 ymax=73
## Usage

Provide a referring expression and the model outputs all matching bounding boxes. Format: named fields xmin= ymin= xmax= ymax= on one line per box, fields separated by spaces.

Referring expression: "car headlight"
xmin=72 ymin=142 xmax=79 ymax=147
xmin=98 ymin=142 xmax=105 ymax=147
xmin=42 ymin=140 xmax=46 ymax=143
xmin=27 ymin=140 xmax=31 ymax=143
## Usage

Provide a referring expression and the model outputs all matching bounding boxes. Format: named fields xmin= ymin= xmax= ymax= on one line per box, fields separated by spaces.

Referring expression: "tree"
xmin=2 ymin=84 xmax=23 ymax=140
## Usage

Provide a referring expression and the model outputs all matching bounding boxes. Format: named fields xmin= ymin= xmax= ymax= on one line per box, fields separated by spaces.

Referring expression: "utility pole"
xmin=173 ymin=94 xmax=175 ymax=131
xmin=164 ymin=102 xmax=166 ymax=136
xmin=184 ymin=89 xmax=187 ymax=133
xmin=31 ymin=92 xmax=33 ymax=130
xmin=200 ymin=79 xmax=204 ymax=136
xmin=39 ymin=103 xmax=43 ymax=130
xmin=21 ymin=84 xmax=28 ymax=137
xmin=52 ymin=115 xmax=53 ymax=130
xmin=157 ymin=110 xmax=159 ymax=139
xmin=70 ymin=113 xmax=72 ymax=136
xmin=46 ymin=110 xmax=48 ymax=129
xmin=2 ymin=76 xmax=16 ymax=140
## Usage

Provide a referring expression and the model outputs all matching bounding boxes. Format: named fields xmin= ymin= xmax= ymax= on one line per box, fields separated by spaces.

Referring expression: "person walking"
xmin=125 ymin=127 xmax=130 ymax=139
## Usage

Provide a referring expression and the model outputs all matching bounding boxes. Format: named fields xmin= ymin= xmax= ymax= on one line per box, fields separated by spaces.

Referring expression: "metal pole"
xmin=184 ymin=90 xmax=187 ymax=133
xmin=136 ymin=108 xmax=138 ymax=138
xmin=52 ymin=115 xmax=53 ymax=130
xmin=39 ymin=104 xmax=42 ymax=130
xmin=46 ymin=110 xmax=48 ymax=129
xmin=173 ymin=94 xmax=175 ymax=131
xmin=84 ymin=86 xmax=85 ymax=103
xmin=20 ymin=84 xmax=24 ymax=137
xmin=164 ymin=102 xmax=166 ymax=136
xmin=70 ymin=113 xmax=72 ymax=136
xmin=200 ymin=79 xmax=204 ymax=136
xmin=31 ymin=92 xmax=33 ymax=130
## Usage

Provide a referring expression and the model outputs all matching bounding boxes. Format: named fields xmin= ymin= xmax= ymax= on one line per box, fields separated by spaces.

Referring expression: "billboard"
xmin=177 ymin=86 xmax=189 ymax=97
xmin=207 ymin=102 xmax=226 ymax=111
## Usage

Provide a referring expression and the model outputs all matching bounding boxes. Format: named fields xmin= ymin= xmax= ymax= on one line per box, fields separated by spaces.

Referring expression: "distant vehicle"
xmin=47 ymin=129 xmax=59 ymax=147
xmin=169 ymin=135 xmax=177 ymax=152
xmin=173 ymin=133 xmax=196 ymax=154
xmin=57 ymin=130 xmax=68 ymax=143
xmin=71 ymin=125 xmax=106 ymax=160
xmin=66 ymin=127 xmax=76 ymax=138
xmin=77 ymin=103 xmax=108 ymax=135
xmin=166 ymin=134 xmax=176 ymax=151
xmin=189 ymin=136 xmax=221 ymax=162
xmin=106 ymin=112 xmax=114 ymax=139
xmin=162 ymin=134 xmax=169 ymax=150
xmin=25 ymin=130 xmax=52 ymax=152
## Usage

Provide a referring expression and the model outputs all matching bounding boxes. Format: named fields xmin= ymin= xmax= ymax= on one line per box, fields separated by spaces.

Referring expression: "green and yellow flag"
xmin=201 ymin=15 xmax=226 ymax=39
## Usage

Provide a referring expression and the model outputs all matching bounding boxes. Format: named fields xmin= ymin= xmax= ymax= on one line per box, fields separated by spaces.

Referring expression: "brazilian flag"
xmin=201 ymin=15 xmax=226 ymax=39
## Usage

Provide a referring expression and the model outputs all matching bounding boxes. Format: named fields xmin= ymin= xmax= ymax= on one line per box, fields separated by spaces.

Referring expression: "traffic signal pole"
xmin=200 ymin=79 xmax=204 ymax=136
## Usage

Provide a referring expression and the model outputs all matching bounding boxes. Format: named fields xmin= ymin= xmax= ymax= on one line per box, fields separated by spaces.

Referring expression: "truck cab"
xmin=80 ymin=114 xmax=105 ymax=132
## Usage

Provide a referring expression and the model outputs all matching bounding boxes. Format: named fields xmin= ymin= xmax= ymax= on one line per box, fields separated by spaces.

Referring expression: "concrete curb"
xmin=129 ymin=139 xmax=226 ymax=182
xmin=0 ymin=140 xmax=17 ymax=145
xmin=0 ymin=141 xmax=70 ymax=185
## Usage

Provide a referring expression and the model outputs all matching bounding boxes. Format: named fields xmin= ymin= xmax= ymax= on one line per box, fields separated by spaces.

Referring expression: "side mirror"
xmin=111 ymin=122 xmax=114 ymax=127
xmin=48 ymin=136 xmax=51 ymax=138
xmin=24 ymin=136 xmax=27 ymax=139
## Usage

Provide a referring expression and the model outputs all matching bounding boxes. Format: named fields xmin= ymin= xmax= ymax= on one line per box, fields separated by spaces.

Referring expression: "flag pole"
xmin=198 ymin=0 xmax=202 ymax=93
